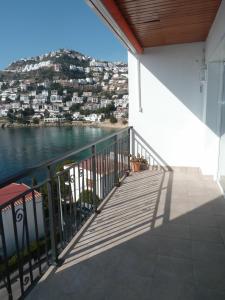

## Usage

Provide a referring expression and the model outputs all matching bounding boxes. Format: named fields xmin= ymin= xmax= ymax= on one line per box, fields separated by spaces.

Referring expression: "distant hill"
xmin=0 ymin=49 xmax=127 ymax=83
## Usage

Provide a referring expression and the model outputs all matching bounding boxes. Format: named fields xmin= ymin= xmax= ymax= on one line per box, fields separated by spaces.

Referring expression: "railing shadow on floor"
xmin=55 ymin=168 xmax=172 ymax=266
xmin=24 ymin=169 xmax=225 ymax=300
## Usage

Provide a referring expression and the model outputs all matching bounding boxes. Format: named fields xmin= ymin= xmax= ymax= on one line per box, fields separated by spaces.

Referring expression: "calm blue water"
xmin=0 ymin=126 xmax=117 ymax=182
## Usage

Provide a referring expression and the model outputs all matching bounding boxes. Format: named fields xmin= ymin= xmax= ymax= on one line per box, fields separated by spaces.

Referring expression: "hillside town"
xmin=0 ymin=49 xmax=128 ymax=126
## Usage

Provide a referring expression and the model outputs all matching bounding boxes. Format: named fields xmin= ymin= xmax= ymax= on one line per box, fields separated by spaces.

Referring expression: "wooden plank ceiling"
xmin=113 ymin=0 xmax=221 ymax=48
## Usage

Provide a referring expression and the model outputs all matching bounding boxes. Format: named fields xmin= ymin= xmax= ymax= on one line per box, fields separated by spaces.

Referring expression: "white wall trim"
xmin=137 ymin=57 xmax=143 ymax=113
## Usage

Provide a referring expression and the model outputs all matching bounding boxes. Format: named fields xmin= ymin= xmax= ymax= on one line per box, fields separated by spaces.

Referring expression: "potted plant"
xmin=130 ymin=154 xmax=148 ymax=172
xmin=130 ymin=154 xmax=141 ymax=172
xmin=140 ymin=156 xmax=149 ymax=170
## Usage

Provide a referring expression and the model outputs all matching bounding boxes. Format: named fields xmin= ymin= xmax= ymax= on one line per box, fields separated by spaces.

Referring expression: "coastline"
xmin=0 ymin=120 xmax=128 ymax=130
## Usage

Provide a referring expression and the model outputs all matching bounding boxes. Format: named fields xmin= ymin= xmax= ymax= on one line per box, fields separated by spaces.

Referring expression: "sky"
xmin=0 ymin=0 xmax=127 ymax=70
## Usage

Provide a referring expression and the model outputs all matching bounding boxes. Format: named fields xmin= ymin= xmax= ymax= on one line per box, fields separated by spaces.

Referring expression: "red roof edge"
xmin=101 ymin=0 xmax=143 ymax=54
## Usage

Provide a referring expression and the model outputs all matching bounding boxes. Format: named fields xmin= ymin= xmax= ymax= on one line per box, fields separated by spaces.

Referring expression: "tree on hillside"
xmin=21 ymin=108 xmax=35 ymax=117
xmin=110 ymin=116 xmax=117 ymax=124
xmin=70 ymin=103 xmax=81 ymax=112
xmin=49 ymin=82 xmax=64 ymax=95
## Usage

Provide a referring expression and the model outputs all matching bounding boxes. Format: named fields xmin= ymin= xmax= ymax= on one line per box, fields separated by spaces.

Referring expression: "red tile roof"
xmin=0 ymin=183 xmax=41 ymax=210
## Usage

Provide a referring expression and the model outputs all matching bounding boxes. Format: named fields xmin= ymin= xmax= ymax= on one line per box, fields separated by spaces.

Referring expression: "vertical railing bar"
xmin=118 ymin=138 xmax=121 ymax=178
xmin=107 ymin=146 xmax=110 ymax=194
xmin=128 ymin=128 xmax=131 ymax=171
xmin=106 ymin=146 xmax=108 ymax=193
xmin=78 ymin=163 xmax=82 ymax=227
xmin=126 ymin=129 xmax=130 ymax=171
xmin=11 ymin=203 xmax=24 ymax=296
xmin=84 ymin=160 xmax=88 ymax=212
xmin=114 ymin=135 xmax=118 ymax=186
xmin=41 ymin=185 xmax=50 ymax=266
xmin=88 ymin=159 xmax=92 ymax=212
xmin=62 ymin=173 xmax=68 ymax=242
xmin=46 ymin=166 xmax=58 ymax=265
xmin=104 ymin=149 xmax=107 ymax=196
xmin=95 ymin=155 xmax=99 ymax=205
xmin=31 ymin=190 xmax=41 ymax=275
xmin=102 ymin=151 xmax=104 ymax=198
xmin=0 ymin=209 xmax=12 ymax=299
xmin=99 ymin=151 xmax=103 ymax=199
xmin=89 ymin=158 xmax=94 ymax=210
xmin=102 ymin=150 xmax=105 ymax=197
xmin=68 ymin=168 xmax=73 ymax=241
xmin=110 ymin=144 xmax=113 ymax=190
xmin=107 ymin=147 xmax=110 ymax=194
xmin=136 ymin=140 xmax=138 ymax=158
xmin=120 ymin=138 xmax=123 ymax=178
xmin=89 ymin=158 xmax=92 ymax=213
xmin=109 ymin=145 xmax=111 ymax=190
xmin=72 ymin=166 xmax=77 ymax=232
xmin=125 ymin=135 xmax=127 ymax=172
xmin=22 ymin=195 xmax=34 ymax=284
xmin=131 ymin=128 xmax=135 ymax=156
xmin=137 ymin=141 xmax=140 ymax=157
xmin=91 ymin=145 xmax=97 ymax=212
xmin=121 ymin=137 xmax=124 ymax=175
xmin=56 ymin=175 xmax=64 ymax=249
xmin=81 ymin=160 xmax=85 ymax=220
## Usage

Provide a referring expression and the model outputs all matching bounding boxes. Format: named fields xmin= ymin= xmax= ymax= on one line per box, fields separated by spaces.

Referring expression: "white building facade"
xmin=88 ymin=0 xmax=225 ymax=192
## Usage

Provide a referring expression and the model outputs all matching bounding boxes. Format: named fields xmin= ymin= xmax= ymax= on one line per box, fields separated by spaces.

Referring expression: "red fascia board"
xmin=101 ymin=0 xmax=143 ymax=54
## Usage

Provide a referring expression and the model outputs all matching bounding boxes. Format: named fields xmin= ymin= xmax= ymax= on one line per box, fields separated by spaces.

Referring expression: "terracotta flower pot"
xmin=131 ymin=161 xmax=141 ymax=172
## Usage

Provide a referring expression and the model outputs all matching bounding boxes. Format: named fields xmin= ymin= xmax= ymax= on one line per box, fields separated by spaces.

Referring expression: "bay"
xmin=0 ymin=126 xmax=117 ymax=182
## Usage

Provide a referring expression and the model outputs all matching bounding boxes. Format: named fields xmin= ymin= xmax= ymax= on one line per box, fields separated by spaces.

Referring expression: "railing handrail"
xmin=0 ymin=126 xmax=131 ymax=189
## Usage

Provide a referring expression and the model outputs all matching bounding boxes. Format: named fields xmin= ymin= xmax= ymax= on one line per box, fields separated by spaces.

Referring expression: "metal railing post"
xmin=131 ymin=127 xmax=135 ymax=156
xmin=0 ymin=211 xmax=12 ymax=299
xmin=47 ymin=165 xmax=58 ymax=265
xmin=114 ymin=135 xmax=119 ymax=186
xmin=91 ymin=145 xmax=97 ymax=212
xmin=128 ymin=128 xmax=131 ymax=171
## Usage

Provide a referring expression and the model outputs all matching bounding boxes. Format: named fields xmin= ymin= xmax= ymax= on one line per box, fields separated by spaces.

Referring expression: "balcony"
xmin=26 ymin=166 xmax=225 ymax=300
xmin=1 ymin=127 xmax=225 ymax=299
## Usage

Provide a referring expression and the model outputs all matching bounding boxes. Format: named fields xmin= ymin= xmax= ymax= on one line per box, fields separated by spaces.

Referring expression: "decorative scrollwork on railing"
xmin=23 ymin=275 xmax=30 ymax=286
xmin=15 ymin=208 xmax=24 ymax=223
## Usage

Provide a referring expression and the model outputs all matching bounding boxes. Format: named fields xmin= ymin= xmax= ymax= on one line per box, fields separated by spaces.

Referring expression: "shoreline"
xmin=0 ymin=120 xmax=128 ymax=130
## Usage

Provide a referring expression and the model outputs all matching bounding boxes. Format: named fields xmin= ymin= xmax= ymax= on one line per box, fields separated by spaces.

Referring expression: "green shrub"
xmin=110 ymin=116 xmax=118 ymax=124
xmin=33 ymin=117 xmax=40 ymax=124
xmin=78 ymin=190 xmax=100 ymax=205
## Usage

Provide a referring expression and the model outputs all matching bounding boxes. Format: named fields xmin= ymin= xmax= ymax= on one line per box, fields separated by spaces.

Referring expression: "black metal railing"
xmin=131 ymin=128 xmax=169 ymax=171
xmin=0 ymin=127 xmax=131 ymax=300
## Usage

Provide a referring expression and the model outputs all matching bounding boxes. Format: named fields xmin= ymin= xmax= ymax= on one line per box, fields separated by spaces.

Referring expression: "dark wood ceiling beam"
xmin=132 ymin=12 xmax=216 ymax=26
xmin=118 ymin=0 xmax=219 ymax=10
xmin=120 ymin=2 xmax=219 ymax=14
xmin=133 ymin=18 xmax=215 ymax=32
xmin=122 ymin=7 xmax=219 ymax=21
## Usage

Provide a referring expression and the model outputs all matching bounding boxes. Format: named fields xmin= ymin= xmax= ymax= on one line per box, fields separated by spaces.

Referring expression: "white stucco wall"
xmin=128 ymin=42 xmax=220 ymax=175
xmin=206 ymin=0 xmax=225 ymax=62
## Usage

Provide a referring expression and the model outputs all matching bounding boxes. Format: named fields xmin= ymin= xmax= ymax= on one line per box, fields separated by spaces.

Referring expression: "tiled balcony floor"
xmin=28 ymin=168 xmax=225 ymax=300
